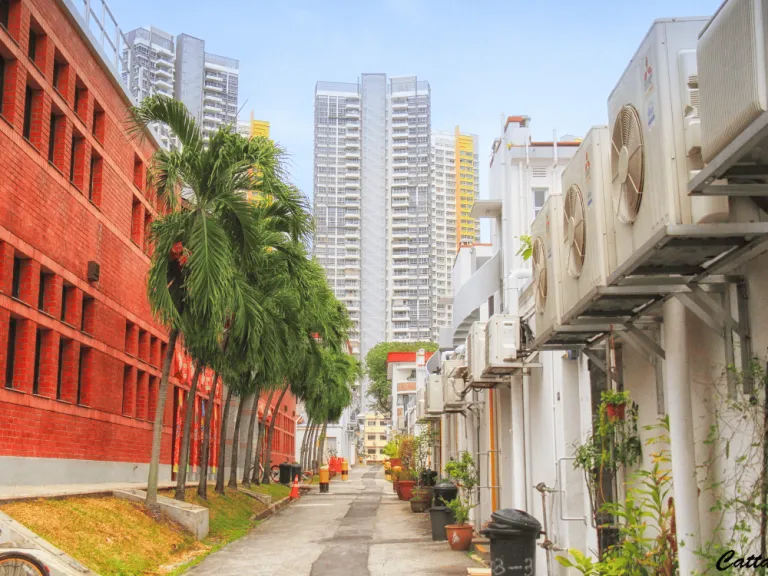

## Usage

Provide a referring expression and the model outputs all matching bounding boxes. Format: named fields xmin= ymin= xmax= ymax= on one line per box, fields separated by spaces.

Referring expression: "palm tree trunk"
xmin=318 ymin=421 xmax=328 ymax=467
xmin=228 ymin=392 xmax=247 ymax=489
xmin=262 ymin=385 xmax=289 ymax=484
xmin=300 ymin=418 xmax=312 ymax=472
xmin=241 ymin=389 xmax=260 ymax=487
xmin=215 ymin=385 xmax=233 ymax=495
xmin=197 ymin=372 xmax=219 ymax=500
xmin=252 ymin=389 xmax=275 ymax=485
xmin=175 ymin=365 xmax=202 ymax=501
xmin=146 ymin=328 xmax=179 ymax=507
xmin=311 ymin=422 xmax=321 ymax=472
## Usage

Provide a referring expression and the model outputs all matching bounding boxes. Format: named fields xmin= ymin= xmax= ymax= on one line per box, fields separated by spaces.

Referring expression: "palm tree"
xmin=129 ymin=96 xmax=312 ymax=506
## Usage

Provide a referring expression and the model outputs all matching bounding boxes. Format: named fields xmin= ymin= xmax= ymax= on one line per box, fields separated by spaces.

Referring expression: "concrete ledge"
xmin=252 ymin=496 xmax=291 ymax=522
xmin=238 ymin=488 xmax=271 ymax=505
xmin=113 ymin=489 xmax=209 ymax=540
xmin=0 ymin=510 xmax=97 ymax=576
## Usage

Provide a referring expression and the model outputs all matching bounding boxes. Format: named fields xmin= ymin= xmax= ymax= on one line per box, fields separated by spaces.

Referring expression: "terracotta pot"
xmin=398 ymin=479 xmax=416 ymax=501
xmin=446 ymin=524 xmax=474 ymax=551
xmin=393 ymin=478 xmax=399 ymax=493
xmin=410 ymin=498 xmax=430 ymax=513
xmin=389 ymin=458 xmax=402 ymax=468
xmin=606 ymin=403 xmax=626 ymax=421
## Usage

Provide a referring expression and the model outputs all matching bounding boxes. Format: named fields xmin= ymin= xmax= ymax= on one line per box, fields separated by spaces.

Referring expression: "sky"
xmin=109 ymin=0 xmax=723 ymax=203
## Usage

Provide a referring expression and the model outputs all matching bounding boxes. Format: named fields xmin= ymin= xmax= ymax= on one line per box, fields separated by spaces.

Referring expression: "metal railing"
xmin=75 ymin=0 xmax=133 ymax=93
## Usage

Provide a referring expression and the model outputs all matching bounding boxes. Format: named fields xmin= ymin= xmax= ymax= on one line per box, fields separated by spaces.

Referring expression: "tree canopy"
xmin=365 ymin=341 xmax=438 ymax=417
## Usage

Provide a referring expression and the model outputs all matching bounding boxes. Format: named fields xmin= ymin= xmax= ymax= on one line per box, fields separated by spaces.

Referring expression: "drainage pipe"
xmin=663 ymin=298 xmax=703 ymax=575
xmin=511 ymin=374 xmax=527 ymax=510
xmin=523 ymin=369 xmax=534 ymax=513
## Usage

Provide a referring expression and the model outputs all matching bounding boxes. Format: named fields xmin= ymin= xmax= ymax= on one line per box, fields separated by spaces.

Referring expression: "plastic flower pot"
xmin=398 ymin=480 xmax=416 ymax=501
xmin=606 ymin=402 xmax=626 ymax=421
xmin=410 ymin=498 xmax=430 ymax=513
xmin=446 ymin=524 xmax=474 ymax=551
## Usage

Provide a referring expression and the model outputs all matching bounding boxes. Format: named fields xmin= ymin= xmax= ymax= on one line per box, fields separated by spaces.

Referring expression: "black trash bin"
xmin=480 ymin=509 xmax=542 ymax=575
xmin=432 ymin=481 xmax=458 ymax=506
xmin=428 ymin=506 xmax=456 ymax=541
xmin=290 ymin=463 xmax=302 ymax=484
xmin=420 ymin=470 xmax=438 ymax=487
xmin=278 ymin=462 xmax=292 ymax=485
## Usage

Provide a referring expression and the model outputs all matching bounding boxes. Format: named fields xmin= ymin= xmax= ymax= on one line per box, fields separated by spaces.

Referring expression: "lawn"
xmin=1 ymin=483 xmax=291 ymax=576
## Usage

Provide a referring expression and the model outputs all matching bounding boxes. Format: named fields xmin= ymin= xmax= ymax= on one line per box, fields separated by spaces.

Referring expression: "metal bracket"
xmin=582 ymin=348 xmax=620 ymax=385
xmin=673 ymin=279 xmax=753 ymax=395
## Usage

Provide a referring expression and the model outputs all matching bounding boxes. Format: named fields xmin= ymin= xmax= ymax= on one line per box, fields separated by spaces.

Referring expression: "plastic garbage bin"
xmin=432 ymin=481 xmax=459 ymax=506
xmin=420 ymin=470 xmax=438 ymax=487
xmin=290 ymin=463 xmax=302 ymax=484
xmin=480 ymin=509 xmax=542 ymax=576
xmin=428 ymin=506 xmax=456 ymax=541
xmin=278 ymin=462 xmax=293 ymax=485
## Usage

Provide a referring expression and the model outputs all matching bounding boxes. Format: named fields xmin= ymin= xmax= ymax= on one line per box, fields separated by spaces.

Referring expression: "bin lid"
xmin=279 ymin=462 xmax=292 ymax=468
xmin=490 ymin=509 xmax=542 ymax=532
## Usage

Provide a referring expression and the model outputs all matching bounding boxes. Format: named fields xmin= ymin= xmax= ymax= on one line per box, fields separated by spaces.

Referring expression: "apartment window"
xmin=533 ymin=188 xmax=548 ymax=219
xmin=75 ymin=78 xmax=88 ymax=122
xmin=4 ymin=317 xmax=16 ymax=388
xmin=52 ymin=58 xmax=65 ymax=93
xmin=88 ymin=152 xmax=103 ymax=206
xmin=32 ymin=327 xmax=42 ymax=394
xmin=367 ymin=434 xmax=375 ymax=440
xmin=10 ymin=254 xmax=21 ymax=298
xmin=0 ymin=56 xmax=5 ymax=117
xmin=27 ymin=29 xmax=37 ymax=61
xmin=81 ymin=295 xmax=94 ymax=333
xmin=367 ymin=449 xmax=375 ymax=455
xmin=61 ymin=284 xmax=73 ymax=323
xmin=70 ymin=133 xmax=84 ymax=185
xmin=379 ymin=421 xmax=387 ymax=426
xmin=77 ymin=346 xmax=89 ymax=405
xmin=92 ymin=104 xmax=104 ymax=142
xmin=131 ymin=198 xmax=143 ymax=245
xmin=380 ymin=434 xmax=387 ymax=441
xmin=48 ymin=111 xmax=63 ymax=165
xmin=0 ymin=0 xmax=8 ymax=29
xmin=56 ymin=337 xmax=65 ymax=399
xmin=22 ymin=85 xmax=33 ymax=140
xmin=133 ymin=154 xmax=144 ymax=190
xmin=37 ymin=270 xmax=50 ymax=310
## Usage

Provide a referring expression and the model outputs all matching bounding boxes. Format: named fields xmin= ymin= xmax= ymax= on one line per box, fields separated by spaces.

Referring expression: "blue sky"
xmin=110 ymin=0 xmax=722 ymax=202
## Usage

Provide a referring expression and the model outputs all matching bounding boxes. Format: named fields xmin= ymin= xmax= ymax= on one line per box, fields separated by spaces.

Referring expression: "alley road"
xmin=186 ymin=465 xmax=478 ymax=575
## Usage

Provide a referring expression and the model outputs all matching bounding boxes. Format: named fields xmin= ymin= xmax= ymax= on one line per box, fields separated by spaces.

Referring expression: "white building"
xmin=124 ymin=27 xmax=239 ymax=147
xmin=385 ymin=77 xmax=433 ymax=344
xmin=430 ymin=130 xmax=480 ymax=342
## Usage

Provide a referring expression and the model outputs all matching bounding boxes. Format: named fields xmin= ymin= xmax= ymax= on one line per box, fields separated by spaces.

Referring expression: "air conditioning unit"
xmin=698 ymin=0 xmax=768 ymax=162
xmin=483 ymin=314 xmax=521 ymax=375
xmin=531 ymin=195 xmax=564 ymax=341
xmin=607 ymin=18 xmax=729 ymax=277
xmin=426 ymin=373 xmax=443 ymax=415
xmin=416 ymin=387 xmax=426 ymax=419
xmin=559 ymin=127 xmax=616 ymax=321
xmin=442 ymin=358 xmax=464 ymax=408
xmin=466 ymin=321 xmax=488 ymax=382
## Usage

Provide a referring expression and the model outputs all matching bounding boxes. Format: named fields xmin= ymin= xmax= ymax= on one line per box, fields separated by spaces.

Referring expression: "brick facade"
xmin=0 ymin=0 xmax=221 ymax=484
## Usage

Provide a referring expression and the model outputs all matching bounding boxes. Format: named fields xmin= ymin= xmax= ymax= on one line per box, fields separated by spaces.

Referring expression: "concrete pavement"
xmin=186 ymin=465 xmax=479 ymax=576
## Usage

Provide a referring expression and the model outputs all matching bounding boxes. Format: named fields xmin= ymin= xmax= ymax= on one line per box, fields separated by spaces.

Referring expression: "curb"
xmin=251 ymin=496 xmax=292 ymax=522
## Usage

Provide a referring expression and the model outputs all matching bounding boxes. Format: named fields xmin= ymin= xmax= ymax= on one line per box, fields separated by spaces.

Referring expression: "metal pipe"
xmin=523 ymin=370 xmax=534 ymax=513
xmin=511 ymin=375 xmax=527 ymax=509
xmin=663 ymin=298 xmax=703 ymax=575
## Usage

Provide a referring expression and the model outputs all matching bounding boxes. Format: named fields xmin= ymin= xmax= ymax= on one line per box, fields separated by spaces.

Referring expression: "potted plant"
xmin=602 ymin=390 xmax=630 ymax=421
xmin=410 ymin=487 xmax=431 ymax=513
xmin=444 ymin=451 xmax=479 ymax=551
xmin=392 ymin=466 xmax=402 ymax=494
xmin=398 ymin=468 xmax=417 ymax=501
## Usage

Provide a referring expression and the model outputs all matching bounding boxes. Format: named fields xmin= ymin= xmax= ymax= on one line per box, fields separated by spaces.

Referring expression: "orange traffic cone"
xmin=289 ymin=475 xmax=300 ymax=500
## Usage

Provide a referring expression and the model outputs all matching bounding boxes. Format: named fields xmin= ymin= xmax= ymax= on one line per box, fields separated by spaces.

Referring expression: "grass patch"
xmin=0 ymin=497 xmax=202 ymax=576
xmin=249 ymin=482 xmax=290 ymax=501
xmin=1 ymin=485 xmax=274 ymax=576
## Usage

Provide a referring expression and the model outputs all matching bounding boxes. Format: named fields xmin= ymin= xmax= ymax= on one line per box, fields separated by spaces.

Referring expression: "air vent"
xmin=532 ymin=166 xmax=547 ymax=178
xmin=610 ymin=104 xmax=645 ymax=224
xmin=532 ymin=237 xmax=547 ymax=314
xmin=563 ymin=184 xmax=586 ymax=278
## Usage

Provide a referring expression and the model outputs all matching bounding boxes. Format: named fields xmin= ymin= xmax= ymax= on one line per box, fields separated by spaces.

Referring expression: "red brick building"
xmin=0 ymin=0 xmax=226 ymax=485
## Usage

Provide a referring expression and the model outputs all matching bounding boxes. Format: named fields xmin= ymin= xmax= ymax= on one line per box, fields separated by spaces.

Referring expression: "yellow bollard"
xmin=341 ymin=459 xmax=349 ymax=482
xmin=319 ymin=465 xmax=330 ymax=494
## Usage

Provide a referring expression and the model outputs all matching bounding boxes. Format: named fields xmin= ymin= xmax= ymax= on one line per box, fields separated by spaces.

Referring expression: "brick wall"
xmin=0 ymin=0 xmax=219 ymax=477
